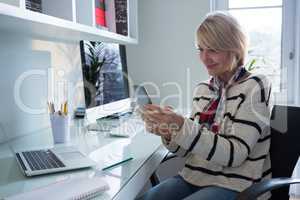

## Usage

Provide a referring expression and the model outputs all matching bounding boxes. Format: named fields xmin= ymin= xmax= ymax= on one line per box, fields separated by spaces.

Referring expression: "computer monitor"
xmin=80 ymin=40 xmax=131 ymax=123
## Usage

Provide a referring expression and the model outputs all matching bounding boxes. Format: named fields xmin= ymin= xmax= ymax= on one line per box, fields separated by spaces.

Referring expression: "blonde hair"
xmin=196 ymin=11 xmax=248 ymax=69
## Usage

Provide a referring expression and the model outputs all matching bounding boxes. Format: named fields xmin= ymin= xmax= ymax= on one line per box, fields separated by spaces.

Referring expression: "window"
xmin=212 ymin=0 xmax=299 ymax=105
xmin=229 ymin=0 xmax=282 ymax=8
xmin=229 ymin=2 xmax=282 ymax=93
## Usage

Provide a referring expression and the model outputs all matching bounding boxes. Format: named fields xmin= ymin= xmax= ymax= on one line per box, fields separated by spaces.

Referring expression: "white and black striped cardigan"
xmin=162 ymin=73 xmax=272 ymax=200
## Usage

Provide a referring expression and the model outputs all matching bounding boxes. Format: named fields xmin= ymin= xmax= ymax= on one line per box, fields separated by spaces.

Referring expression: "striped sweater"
xmin=162 ymin=73 xmax=272 ymax=200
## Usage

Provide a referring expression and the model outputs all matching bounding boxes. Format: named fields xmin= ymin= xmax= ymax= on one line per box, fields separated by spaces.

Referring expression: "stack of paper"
xmin=5 ymin=177 xmax=109 ymax=200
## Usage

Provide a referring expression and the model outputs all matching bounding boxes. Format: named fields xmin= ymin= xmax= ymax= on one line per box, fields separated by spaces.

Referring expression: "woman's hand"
xmin=141 ymin=104 xmax=184 ymax=140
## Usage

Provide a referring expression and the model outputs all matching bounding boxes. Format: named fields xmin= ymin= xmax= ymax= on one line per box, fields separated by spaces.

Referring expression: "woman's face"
xmin=198 ymin=46 xmax=233 ymax=77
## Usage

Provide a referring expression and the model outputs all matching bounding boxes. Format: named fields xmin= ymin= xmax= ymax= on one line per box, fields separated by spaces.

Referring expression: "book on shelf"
xmin=105 ymin=0 xmax=128 ymax=36
xmin=95 ymin=0 xmax=107 ymax=29
xmin=25 ymin=0 xmax=42 ymax=13
xmin=105 ymin=0 xmax=116 ymax=33
xmin=115 ymin=0 xmax=128 ymax=36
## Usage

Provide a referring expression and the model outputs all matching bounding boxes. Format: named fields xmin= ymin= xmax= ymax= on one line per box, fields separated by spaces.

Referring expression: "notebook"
xmin=5 ymin=176 xmax=109 ymax=200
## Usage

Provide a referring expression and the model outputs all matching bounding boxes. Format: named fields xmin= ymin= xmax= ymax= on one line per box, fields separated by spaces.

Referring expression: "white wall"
xmin=0 ymin=32 xmax=84 ymax=143
xmin=127 ymin=0 xmax=211 ymax=110
xmin=0 ymin=0 xmax=211 ymax=146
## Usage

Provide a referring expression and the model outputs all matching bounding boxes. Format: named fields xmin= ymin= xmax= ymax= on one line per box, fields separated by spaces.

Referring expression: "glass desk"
xmin=0 ymin=117 xmax=168 ymax=200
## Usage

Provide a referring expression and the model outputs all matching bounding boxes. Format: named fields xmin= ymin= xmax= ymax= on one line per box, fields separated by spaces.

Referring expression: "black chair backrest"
xmin=270 ymin=105 xmax=300 ymax=200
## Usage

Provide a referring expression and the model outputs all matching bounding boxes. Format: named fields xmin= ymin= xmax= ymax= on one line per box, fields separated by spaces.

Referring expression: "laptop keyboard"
xmin=21 ymin=149 xmax=65 ymax=171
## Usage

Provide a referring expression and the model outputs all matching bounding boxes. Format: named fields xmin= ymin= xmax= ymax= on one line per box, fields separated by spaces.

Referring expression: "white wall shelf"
xmin=0 ymin=0 xmax=20 ymax=7
xmin=0 ymin=1 xmax=138 ymax=44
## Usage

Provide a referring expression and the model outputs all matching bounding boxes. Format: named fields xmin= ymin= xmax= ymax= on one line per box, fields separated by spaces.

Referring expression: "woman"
xmin=138 ymin=11 xmax=272 ymax=200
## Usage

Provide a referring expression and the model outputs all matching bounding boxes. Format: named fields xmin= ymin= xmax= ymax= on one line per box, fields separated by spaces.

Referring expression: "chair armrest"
xmin=161 ymin=152 xmax=177 ymax=163
xmin=149 ymin=152 xmax=178 ymax=187
xmin=236 ymin=178 xmax=300 ymax=200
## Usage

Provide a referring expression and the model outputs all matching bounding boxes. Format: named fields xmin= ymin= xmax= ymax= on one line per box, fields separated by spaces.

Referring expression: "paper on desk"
xmin=4 ymin=177 xmax=109 ymax=200
xmin=290 ymin=156 xmax=300 ymax=198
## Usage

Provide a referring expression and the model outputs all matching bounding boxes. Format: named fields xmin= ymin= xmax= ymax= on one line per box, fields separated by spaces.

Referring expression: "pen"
xmin=102 ymin=157 xmax=133 ymax=171
xmin=48 ymin=102 xmax=55 ymax=114
xmin=47 ymin=102 xmax=51 ymax=113
xmin=63 ymin=101 xmax=68 ymax=115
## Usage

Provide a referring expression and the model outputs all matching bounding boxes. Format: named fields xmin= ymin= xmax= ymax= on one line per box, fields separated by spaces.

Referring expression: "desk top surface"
xmin=0 ymin=117 xmax=166 ymax=199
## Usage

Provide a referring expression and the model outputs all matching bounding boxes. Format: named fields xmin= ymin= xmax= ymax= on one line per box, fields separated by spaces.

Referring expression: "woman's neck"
xmin=218 ymin=70 xmax=236 ymax=85
xmin=217 ymin=65 xmax=243 ymax=85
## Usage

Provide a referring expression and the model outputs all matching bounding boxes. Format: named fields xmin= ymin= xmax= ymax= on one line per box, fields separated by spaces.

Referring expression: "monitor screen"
xmin=80 ymin=40 xmax=130 ymax=122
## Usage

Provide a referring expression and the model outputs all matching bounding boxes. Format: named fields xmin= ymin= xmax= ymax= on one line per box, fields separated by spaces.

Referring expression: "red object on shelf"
xmin=95 ymin=0 xmax=107 ymax=27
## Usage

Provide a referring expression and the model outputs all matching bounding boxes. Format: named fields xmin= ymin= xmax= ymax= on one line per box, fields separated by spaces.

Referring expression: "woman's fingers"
xmin=145 ymin=121 xmax=171 ymax=136
xmin=144 ymin=104 xmax=174 ymax=114
xmin=163 ymin=105 xmax=174 ymax=112
xmin=143 ymin=104 xmax=162 ymax=111
xmin=146 ymin=113 xmax=164 ymax=123
xmin=140 ymin=104 xmax=160 ymax=120
xmin=145 ymin=120 xmax=159 ymax=134
xmin=142 ymin=104 xmax=175 ymax=118
xmin=141 ymin=104 xmax=181 ymax=136
xmin=142 ymin=109 xmax=164 ymax=122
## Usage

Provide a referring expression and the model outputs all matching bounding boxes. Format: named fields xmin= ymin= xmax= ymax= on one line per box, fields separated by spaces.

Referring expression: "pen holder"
xmin=50 ymin=114 xmax=70 ymax=143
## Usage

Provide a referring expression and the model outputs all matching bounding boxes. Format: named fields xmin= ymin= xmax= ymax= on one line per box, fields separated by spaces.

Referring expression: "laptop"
xmin=15 ymin=146 xmax=96 ymax=176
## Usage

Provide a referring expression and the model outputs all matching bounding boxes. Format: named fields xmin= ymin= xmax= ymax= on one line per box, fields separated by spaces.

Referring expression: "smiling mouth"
xmin=206 ymin=63 xmax=218 ymax=69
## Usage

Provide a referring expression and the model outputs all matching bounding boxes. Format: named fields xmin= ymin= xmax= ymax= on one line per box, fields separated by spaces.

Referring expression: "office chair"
xmin=150 ymin=105 xmax=300 ymax=199
xmin=236 ymin=105 xmax=300 ymax=200
xmin=236 ymin=178 xmax=300 ymax=200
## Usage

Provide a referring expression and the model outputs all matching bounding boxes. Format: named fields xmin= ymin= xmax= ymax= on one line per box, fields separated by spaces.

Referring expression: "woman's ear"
xmin=229 ymin=52 xmax=238 ymax=70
